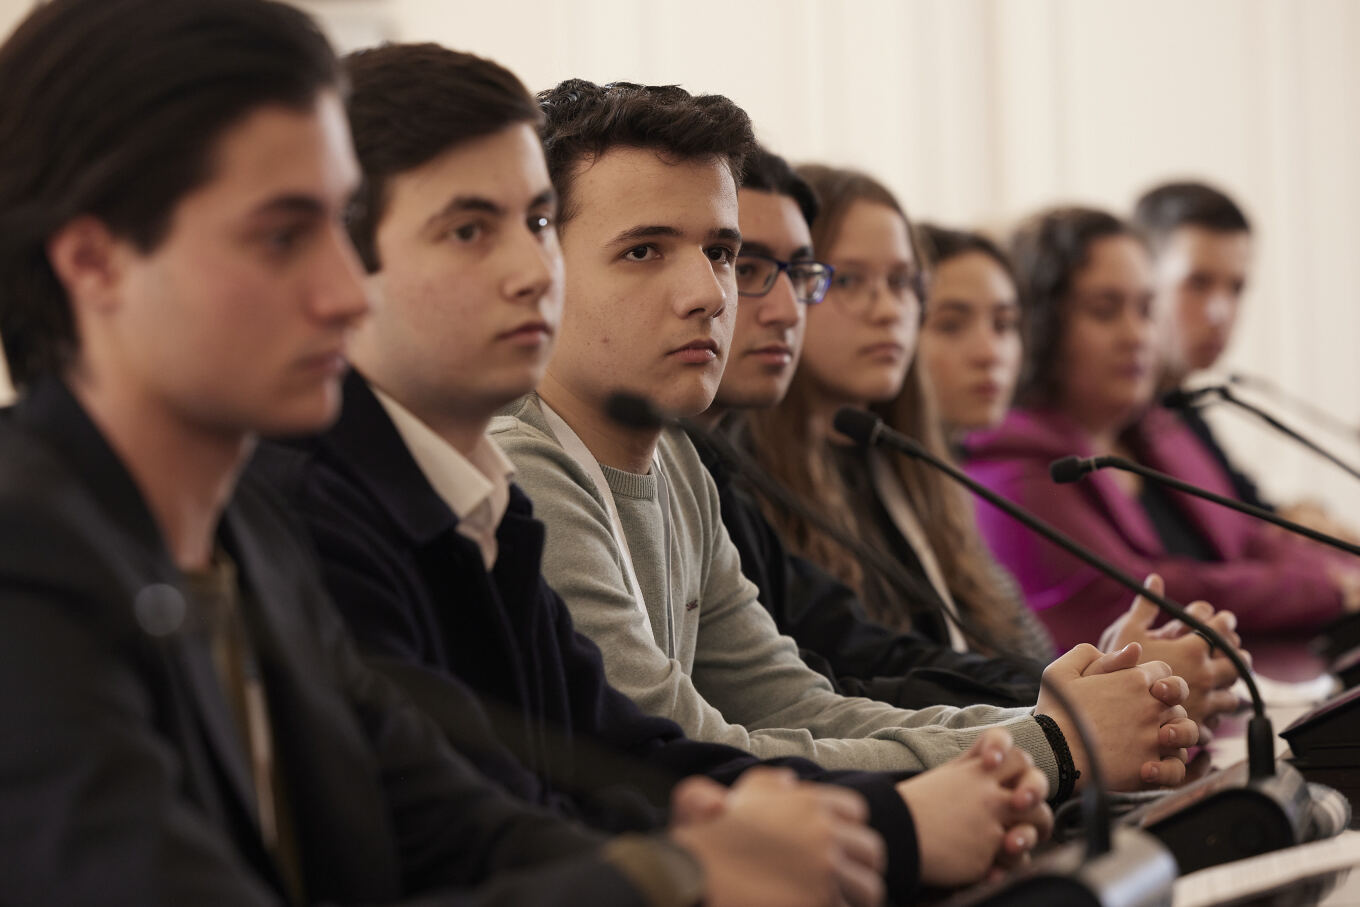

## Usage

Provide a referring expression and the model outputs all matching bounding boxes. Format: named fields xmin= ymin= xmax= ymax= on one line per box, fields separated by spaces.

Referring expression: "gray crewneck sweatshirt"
xmin=491 ymin=394 xmax=1058 ymax=783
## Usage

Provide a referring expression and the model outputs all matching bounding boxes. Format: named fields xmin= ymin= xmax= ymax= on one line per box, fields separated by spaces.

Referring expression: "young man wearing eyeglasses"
xmin=688 ymin=147 xmax=1039 ymax=711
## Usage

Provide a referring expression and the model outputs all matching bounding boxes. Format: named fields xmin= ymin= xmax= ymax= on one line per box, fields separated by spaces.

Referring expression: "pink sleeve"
xmin=966 ymin=458 xmax=1344 ymax=651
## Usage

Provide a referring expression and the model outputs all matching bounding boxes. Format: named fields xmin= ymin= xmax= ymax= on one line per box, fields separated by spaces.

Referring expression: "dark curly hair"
xmin=0 ymin=0 xmax=338 ymax=388
xmin=1009 ymin=206 xmax=1146 ymax=408
xmin=1132 ymin=180 xmax=1251 ymax=250
xmin=537 ymin=79 xmax=755 ymax=227
xmin=342 ymin=43 xmax=541 ymax=273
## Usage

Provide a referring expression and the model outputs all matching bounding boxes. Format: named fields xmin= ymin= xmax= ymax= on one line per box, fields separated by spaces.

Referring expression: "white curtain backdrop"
xmin=2 ymin=0 xmax=1357 ymax=517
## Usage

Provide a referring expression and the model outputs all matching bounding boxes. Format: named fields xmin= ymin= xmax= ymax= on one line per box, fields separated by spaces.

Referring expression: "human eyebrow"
xmin=608 ymin=224 xmax=683 ymax=246
xmin=790 ymin=245 xmax=815 ymax=261
xmin=528 ymin=188 xmax=558 ymax=211
xmin=249 ymin=195 xmax=327 ymax=219
xmin=739 ymin=240 xmax=774 ymax=257
xmin=422 ymin=195 xmax=505 ymax=232
xmin=928 ymin=299 xmax=974 ymax=316
xmin=710 ymin=227 xmax=742 ymax=246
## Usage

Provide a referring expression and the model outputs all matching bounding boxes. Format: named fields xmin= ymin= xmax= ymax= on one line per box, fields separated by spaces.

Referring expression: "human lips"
xmin=297 ymin=347 xmax=348 ymax=378
xmin=498 ymin=319 xmax=553 ymax=347
xmin=968 ymin=379 xmax=1005 ymax=401
xmin=859 ymin=341 xmax=906 ymax=361
xmin=1114 ymin=360 xmax=1150 ymax=379
xmin=669 ymin=338 xmax=720 ymax=364
xmin=745 ymin=342 xmax=794 ymax=366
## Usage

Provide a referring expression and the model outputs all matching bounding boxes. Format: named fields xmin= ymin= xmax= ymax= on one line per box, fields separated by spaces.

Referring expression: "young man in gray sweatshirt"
xmin=493 ymin=80 xmax=1198 ymax=800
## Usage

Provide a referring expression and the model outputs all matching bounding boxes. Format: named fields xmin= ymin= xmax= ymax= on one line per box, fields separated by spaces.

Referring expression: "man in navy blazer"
xmin=0 ymin=4 xmax=895 ymax=905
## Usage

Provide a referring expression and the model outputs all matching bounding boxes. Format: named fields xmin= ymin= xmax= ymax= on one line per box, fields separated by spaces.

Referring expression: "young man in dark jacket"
xmin=0 ymin=5 xmax=894 ymax=904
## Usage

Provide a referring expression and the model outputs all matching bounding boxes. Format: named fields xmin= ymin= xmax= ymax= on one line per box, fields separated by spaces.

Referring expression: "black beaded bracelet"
xmin=1034 ymin=712 xmax=1081 ymax=802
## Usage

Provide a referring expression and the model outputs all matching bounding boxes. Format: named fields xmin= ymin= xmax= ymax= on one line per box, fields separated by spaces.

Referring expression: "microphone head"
xmin=832 ymin=407 xmax=882 ymax=448
xmin=1161 ymin=388 xmax=1196 ymax=409
xmin=605 ymin=392 xmax=667 ymax=431
xmin=1049 ymin=456 xmax=1089 ymax=484
xmin=1161 ymin=385 xmax=1220 ymax=409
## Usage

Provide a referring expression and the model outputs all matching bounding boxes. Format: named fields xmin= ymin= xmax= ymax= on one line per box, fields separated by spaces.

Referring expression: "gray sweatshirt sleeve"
xmin=491 ymin=400 xmax=1059 ymax=785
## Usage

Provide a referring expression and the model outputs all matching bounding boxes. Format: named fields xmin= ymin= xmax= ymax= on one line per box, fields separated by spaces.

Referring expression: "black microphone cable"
xmin=830 ymin=405 xmax=1277 ymax=780
xmin=1228 ymin=372 xmax=1360 ymax=442
xmin=1164 ymin=383 xmax=1360 ymax=483
xmin=1049 ymin=454 xmax=1360 ymax=558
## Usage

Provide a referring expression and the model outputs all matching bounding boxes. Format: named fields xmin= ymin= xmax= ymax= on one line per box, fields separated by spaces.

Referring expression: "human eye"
xmin=706 ymin=244 xmax=737 ymax=266
xmin=1185 ymin=273 xmax=1213 ymax=294
xmin=447 ymin=220 xmax=487 ymax=243
xmin=528 ymin=212 xmax=555 ymax=235
xmin=995 ymin=308 xmax=1020 ymax=334
xmin=256 ymin=220 xmax=314 ymax=259
xmin=832 ymin=272 xmax=863 ymax=291
xmin=929 ymin=316 xmax=966 ymax=335
xmin=887 ymin=269 xmax=919 ymax=296
xmin=622 ymin=244 xmax=659 ymax=262
xmin=734 ymin=258 xmax=761 ymax=280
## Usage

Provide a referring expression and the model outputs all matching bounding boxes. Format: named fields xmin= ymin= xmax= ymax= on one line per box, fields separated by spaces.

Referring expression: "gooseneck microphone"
xmin=1227 ymin=372 xmax=1360 ymax=442
xmin=1164 ymin=384 xmax=1360 ymax=483
xmin=608 ymin=394 xmax=1175 ymax=906
xmin=1049 ymin=447 xmax=1360 ymax=783
xmin=834 ymin=406 xmax=1312 ymax=877
xmin=1048 ymin=454 xmax=1360 ymax=559
xmin=833 ymin=406 xmax=1272 ymax=768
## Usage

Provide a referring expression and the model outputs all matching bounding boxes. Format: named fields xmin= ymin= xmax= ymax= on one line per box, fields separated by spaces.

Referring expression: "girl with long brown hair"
xmin=744 ymin=165 xmax=1051 ymax=661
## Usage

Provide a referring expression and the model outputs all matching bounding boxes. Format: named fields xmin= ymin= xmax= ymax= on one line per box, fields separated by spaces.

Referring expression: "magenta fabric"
xmin=962 ymin=406 xmax=1345 ymax=650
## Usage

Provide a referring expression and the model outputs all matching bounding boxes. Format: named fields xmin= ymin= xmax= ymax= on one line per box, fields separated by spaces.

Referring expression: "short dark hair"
xmin=0 ymin=0 xmax=338 ymax=388
xmin=918 ymin=223 xmax=1015 ymax=284
xmin=537 ymin=79 xmax=756 ymax=227
xmin=1132 ymin=180 xmax=1251 ymax=248
xmin=1009 ymin=206 xmax=1145 ymax=407
xmin=741 ymin=145 xmax=819 ymax=227
xmin=342 ymin=43 xmax=541 ymax=272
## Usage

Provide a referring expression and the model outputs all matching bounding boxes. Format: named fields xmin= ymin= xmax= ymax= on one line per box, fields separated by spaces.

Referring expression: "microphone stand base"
xmin=940 ymin=826 xmax=1176 ymax=907
xmin=1121 ymin=758 xmax=1310 ymax=875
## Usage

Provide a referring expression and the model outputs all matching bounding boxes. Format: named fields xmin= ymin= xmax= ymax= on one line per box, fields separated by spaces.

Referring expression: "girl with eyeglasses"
xmin=743 ymin=165 xmax=1049 ymax=662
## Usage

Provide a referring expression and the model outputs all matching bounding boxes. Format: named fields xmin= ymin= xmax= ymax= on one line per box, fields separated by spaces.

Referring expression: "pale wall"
xmin=297 ymin=0 xmax=1360 ymax=520
xmin=2 ymin=1 xmax=1357 ymax=519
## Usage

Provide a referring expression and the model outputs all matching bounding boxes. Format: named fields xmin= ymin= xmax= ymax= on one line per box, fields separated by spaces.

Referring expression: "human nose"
xmin=309 ymin=224 xmax=370 ymax=326
xmin=756 ymin=269 xmax=801 ymax=328
xmin=501 ymin=224 xmax=558 ymax=304
xmin=1121 ymin=304 xmax=1153 ymax=349
xmin=677 ymin=249 xmax=729 ymax=320
xmin=1204 ymin=292 xmax=1233 ymax=327
xmin=865 ymin=278 xmax=915 ymax=325
xmin=967 ymin=321 xmax=1002 ymax=366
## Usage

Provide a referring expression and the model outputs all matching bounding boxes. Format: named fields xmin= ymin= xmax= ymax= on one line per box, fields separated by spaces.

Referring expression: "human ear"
xmin=45 ymin=215 xmax=128 ymax=316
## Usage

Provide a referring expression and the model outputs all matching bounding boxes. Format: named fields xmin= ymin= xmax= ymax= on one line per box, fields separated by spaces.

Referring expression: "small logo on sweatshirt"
xmin=685 ymin=599 xmax=699 ymax=612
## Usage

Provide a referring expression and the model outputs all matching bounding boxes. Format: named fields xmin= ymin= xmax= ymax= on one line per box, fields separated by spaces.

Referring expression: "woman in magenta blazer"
xmin=961 ymin=207 xmax=1358 ymax=651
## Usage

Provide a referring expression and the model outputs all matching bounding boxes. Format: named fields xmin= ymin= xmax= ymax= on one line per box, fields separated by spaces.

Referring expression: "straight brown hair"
xmin=747 ymin=165 xmax=1038 ymax=656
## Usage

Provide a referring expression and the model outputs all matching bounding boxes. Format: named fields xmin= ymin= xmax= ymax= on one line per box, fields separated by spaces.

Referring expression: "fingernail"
xmin=1165 ymin=727 xmax=1175 ymax=745
xmin=1144 ymin=764 xmax=1159 ymax=783
xmin=1156 ymin=681 xmax=1169 ymax=697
